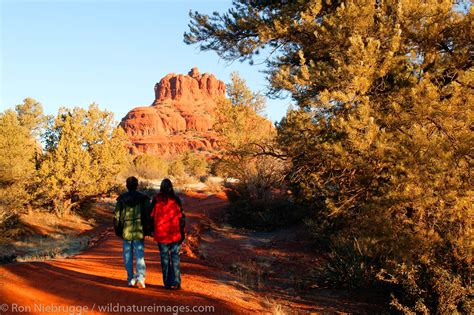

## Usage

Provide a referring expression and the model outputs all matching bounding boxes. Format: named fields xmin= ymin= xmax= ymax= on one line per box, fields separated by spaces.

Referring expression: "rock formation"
xmin=120 ymin=68 xmax=226 ymax=156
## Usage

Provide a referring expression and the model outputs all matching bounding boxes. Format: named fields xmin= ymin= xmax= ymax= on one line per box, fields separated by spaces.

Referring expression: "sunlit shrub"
xmin=168 ymin=159 xmax=186 ymax=177
xmin=133 ymin=154 xmax=168 ymax=180
xmin=182 ymin=152 xmax=208 ymax=177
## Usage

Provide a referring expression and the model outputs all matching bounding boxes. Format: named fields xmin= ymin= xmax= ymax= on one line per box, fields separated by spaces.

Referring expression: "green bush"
xmin=182 ymin=152 xmax=208 ymax=177
xmin=316 ymin=238 xmax=377 ymax=289
xmin=39 ymin=105 xmax=129 ymax=215
xmin=0 ymin=105 xmax=39 ymax=226
xmin=133 ymin=155 xmax=168 ymax=180
xmin=388 ymin=263 xmax=472 ymax=314
xmin=168 ymin=159 xmax=186 ymax=177
xmin=226 ymin=192 xmax=306 ymax=231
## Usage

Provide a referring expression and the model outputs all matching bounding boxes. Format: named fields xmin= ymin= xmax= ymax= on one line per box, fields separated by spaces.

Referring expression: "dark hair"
xmin=126 ymin=176 xmax=139 ymax=191
xmin=159 ymin=178 xmax=180 ymax=204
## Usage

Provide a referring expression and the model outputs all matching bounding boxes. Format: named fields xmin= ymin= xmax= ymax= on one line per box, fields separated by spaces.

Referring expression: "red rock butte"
xmin=120 ymin=67 xmax=226 ymax=156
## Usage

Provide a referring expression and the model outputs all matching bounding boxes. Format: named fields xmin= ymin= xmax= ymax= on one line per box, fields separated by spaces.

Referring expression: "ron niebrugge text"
xmin=6 ymin=303 xmax=215 ymax=314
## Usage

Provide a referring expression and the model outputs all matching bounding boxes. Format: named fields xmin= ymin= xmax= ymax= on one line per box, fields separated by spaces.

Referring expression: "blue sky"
xmin=0 ymin=0 xmax=291 ymax=124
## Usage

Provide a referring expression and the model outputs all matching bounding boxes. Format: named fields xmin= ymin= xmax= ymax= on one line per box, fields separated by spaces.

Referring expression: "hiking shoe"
xmin=164 ymin=285 xmax=172 ymax=290
xmin=172 ymin=284 xmax=181 ymax=290
xmin=137 ymin=280 xmax=146 ymax=289
xmin=128 ymin=278 xmax=137 ymax=287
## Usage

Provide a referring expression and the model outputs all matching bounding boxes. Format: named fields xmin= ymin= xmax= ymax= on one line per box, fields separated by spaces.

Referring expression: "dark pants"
xmin=158 ymin=242 xmax=181 ymax=287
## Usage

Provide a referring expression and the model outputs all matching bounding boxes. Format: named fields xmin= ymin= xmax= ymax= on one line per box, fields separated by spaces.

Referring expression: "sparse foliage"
xmin=212 ymin=73 xmax=295 ymax=229
xmin=214 ymin=72 xmax=276 ymax=179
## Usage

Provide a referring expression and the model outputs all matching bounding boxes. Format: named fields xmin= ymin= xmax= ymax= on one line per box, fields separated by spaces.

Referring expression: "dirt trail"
xmin=0 ymin=192 xmax=265 ymax=314
xmin=0 ymin=191 xmax=382 ymax=314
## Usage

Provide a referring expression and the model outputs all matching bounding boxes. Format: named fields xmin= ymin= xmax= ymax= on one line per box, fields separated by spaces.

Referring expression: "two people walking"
xmin=114 ymin=177 xmax=185 ymax=290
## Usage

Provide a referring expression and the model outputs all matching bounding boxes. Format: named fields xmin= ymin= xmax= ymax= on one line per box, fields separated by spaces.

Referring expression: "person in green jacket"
xmin=114 ymin=176 xmax=152 ymax=288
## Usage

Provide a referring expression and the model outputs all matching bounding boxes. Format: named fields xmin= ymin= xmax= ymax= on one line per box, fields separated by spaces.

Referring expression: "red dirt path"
xmin=0 ymin=192 xmax=265 ymax=315
xmin=0 ymin=191 xmax=384 ymax=315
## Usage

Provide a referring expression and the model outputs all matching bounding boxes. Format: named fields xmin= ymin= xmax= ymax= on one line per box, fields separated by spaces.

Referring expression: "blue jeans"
xmin=158 ymin=242 xmax=181 ymax=287
xmin=123 ymin=239 xmax=146 ymax=283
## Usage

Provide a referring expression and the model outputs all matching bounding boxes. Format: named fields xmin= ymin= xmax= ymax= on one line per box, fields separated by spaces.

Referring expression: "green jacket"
xmin=114 ymin=190 xmax=151 ymax=241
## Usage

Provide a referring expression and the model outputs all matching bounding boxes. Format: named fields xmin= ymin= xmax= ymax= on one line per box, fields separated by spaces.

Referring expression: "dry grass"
xmin=0 ymin=203 xmax=102 ymax=263
xmin=232 ymin=258 xmax=269 ymax=290
xmin=263 ymin=297 xmax=288 ymax=315
xmin=14 ymin=234 xmax=90 ymax=262
xmin=204 ymin=176 xmax=224 ymax=193
xmin=20 ymin=210 xmax=92 ymax=235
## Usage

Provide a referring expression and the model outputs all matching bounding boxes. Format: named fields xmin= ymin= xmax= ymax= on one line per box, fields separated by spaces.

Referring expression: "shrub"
xmin=0 ymin=107 xmax=38 ymax=226
xmin=387 ymin=263 xmax=472 ymax=314
xmin=204 ymin=177 xmax=223 ymax=193
xmin=182 ymin=152 xmax=208 ymax=177
xmin=226 ymin=193 xmax=306 ymax=231
xmin=137 ymin=179 xmax=157 ymax=197
xmin=133 ymin=155 xmax=168 ymax=179
xmin=316 ymin=238 xmax=377 ymax=289
xmin=225 ymin=155 xmax=306 ymax=230
xmin=38 ymin=104 xmax=129 ymax=215
xmin=168 ymin=159 xmax=186 ymax=177
xmin=172 ymin=173 xmax=197 ymax=189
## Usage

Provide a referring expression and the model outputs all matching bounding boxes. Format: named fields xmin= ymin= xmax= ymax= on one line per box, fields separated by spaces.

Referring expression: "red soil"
xmin=0 ymin=192 xmax=383 ymax=314
xmin=0 ymin=193 xmax=264 ymax=314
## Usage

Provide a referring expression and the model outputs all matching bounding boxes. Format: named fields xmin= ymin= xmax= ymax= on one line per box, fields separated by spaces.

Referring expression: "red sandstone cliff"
xmin=120 ymin=68 xmax=226 ymax=155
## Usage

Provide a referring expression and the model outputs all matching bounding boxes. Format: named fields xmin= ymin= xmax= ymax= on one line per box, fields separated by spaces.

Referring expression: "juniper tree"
xmin=213 ymin=73 xmax=287 ymax=208
xmin=39 ymin=105 xmax=129 ymax=215
xmin=15 ymin=97 xmax=47 ymax=138
xmin=0 ymin=110 xmax=37 ymax=224
xmin=186 ymin=1 xmax=473 ymax=312
xmin=213 ymin=72 xmax=277 ymax=180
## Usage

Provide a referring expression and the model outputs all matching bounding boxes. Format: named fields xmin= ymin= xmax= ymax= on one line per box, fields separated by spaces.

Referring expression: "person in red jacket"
xmin=151 ymin=178 xmax=185 ymax=290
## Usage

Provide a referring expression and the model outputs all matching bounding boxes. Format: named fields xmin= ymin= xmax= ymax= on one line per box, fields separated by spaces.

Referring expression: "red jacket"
xmin=151 ymin=193 xmax=183 ymax=244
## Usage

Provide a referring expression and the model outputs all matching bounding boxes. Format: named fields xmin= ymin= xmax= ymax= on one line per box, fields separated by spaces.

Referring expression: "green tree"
xmin=15 ymin=97 xmax=47 ymax=138
xmin=168 ymin=159 xmax=186 ymax=178
xmin=213 ymin=73 xmax=275 ymax=178
xmin=213 ymin=73 xmax=276 ymax=178
xmin=39 ymin=105 xmax=129 ymax=215
xmin=133 ymin=154 xmax=168 ymax=179
xmin=212 ymin=73 xmax=292 ymax=229
xmin=0 ymin=110 xmax=37 ymax=225
xmin=227 ymin=72 xmax=266 ymax=114
xmin=182 ymin=152 xmax=208 ymax=177
xmin=186 ymin=1 xmax=473 ymax=312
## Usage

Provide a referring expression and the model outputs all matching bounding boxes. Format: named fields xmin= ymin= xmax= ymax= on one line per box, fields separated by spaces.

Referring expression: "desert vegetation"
xmin=130 ymin=151 xmax=210 ymax=186
xmin=0 ymin=100 xmax=129 ymax=234
xmin=0 ymin=99 xmax=41 ymax=228
xmin=212 ymin=73 xmax=306 ymax=230
xmin=0 ymin=96 xmax=216 ymax=242
xmin=186 ymin=0 xmax=473 ymax=313
xmin=1 ymin=0 xmax=471 ymax=312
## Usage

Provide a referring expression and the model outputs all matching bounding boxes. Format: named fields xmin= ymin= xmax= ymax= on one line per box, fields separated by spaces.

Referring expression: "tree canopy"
xmin=186 ymin=1 xmax=473 ymax=312
xmin=39 ymin=104 xmax=129 ymax=214
xmin=0 ymin=99 xmax=44 ymax=225
xmin=213 ymin=72 xmax=276 ymax=180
